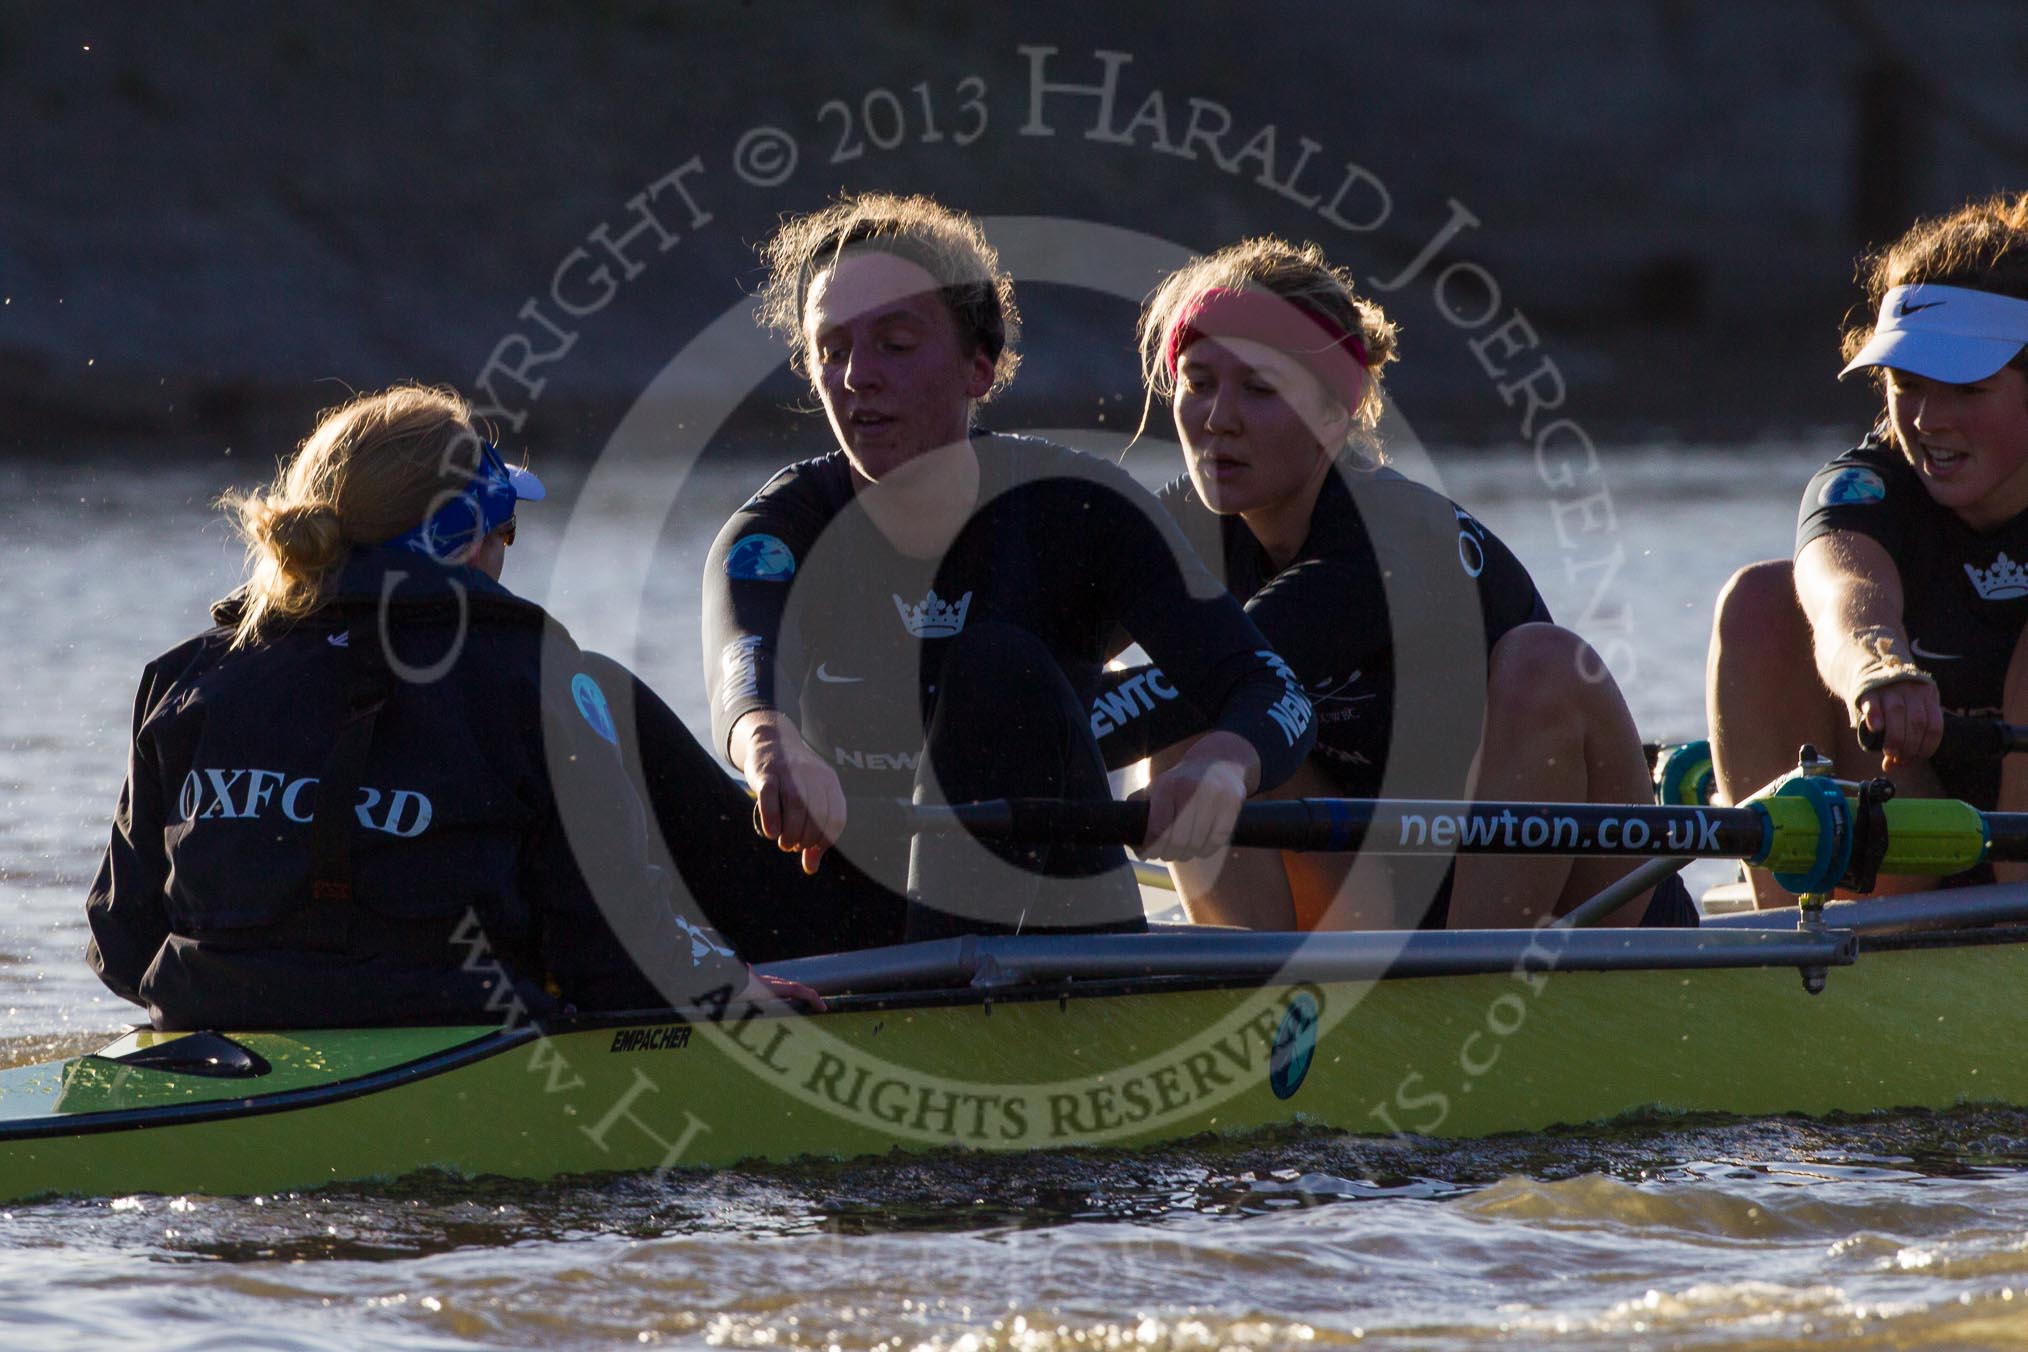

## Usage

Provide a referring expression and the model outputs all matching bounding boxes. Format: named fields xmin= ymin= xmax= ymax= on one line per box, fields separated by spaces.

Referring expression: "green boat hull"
xmin=1 ymin=924 xmax=2024 ymax=1202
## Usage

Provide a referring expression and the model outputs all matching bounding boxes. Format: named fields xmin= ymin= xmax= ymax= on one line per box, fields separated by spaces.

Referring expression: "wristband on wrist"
xmin=1844 ymin=625 xmax=1936 ymax=722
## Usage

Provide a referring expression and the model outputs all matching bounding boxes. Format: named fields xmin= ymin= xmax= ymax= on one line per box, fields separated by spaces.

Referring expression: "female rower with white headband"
xmin=1097 ymin=237 xmax=1694 ymax=931
xmin=1709 ymin=191 xmax=2028 ymax=906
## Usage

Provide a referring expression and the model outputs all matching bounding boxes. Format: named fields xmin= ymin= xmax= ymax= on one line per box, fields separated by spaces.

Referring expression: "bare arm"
xmin=1793 ymin=530 xmax=1942 ymax=765
xmin=729 ymin=708 xmax=846 ymax=875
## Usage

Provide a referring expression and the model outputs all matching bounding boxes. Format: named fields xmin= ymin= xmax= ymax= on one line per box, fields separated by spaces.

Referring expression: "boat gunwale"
xmin=0 ymin=1024 xmax=534 ymax=1144
xmin=1854 ymin=921 xmax=2028 ymax=954
xmin=761 ymin=924 xmax=1861 ymax=997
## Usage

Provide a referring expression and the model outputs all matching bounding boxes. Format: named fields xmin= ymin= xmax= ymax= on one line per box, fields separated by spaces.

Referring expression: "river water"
xmin=8 ymin=440 xmax=2028 ymax=1350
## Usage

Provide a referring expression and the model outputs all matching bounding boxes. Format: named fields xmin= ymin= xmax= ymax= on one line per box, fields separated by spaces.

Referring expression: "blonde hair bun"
xmin=257 ymin=500 xmax=346 ymax=576
xmin=216 ymin=383 xmax=479 ymax=648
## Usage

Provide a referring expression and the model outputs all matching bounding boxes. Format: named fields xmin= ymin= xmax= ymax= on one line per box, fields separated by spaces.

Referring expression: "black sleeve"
xmin=530 ymin=636 xmax=746 ymax=1016
xmin=1457 ymin=506 xmax=1553 ymax=640
xmin=1796 ymin=442 xmax=1908 ymax=559
xmin=84 ymin=666 xmax=174 ymax=1008
xmin=1092 ymin=479 xmax=1547 ymax=773
xmin=700 ymin=469 xmax=815 ymax=762
xmin=1094 ymin=550 xmax=1381 ymax=772
xmin=1090 ymin=661 xmax=1203 ymax=770
xmin=1082 ymin=464 xmax=1316 ymax=789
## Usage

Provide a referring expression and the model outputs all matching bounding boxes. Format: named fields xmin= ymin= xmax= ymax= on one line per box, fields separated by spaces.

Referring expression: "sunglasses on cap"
xmin=387 ymin=439 xmax=546 ymax=563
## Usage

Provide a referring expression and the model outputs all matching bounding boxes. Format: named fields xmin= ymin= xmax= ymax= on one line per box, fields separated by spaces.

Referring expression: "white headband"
xmin=1840 ymin=283 xmax=2028 ymax=383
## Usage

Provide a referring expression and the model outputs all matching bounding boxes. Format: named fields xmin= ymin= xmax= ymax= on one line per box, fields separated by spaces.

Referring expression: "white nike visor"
xmin=1840 ymin=283 xmax=2028 ymax=383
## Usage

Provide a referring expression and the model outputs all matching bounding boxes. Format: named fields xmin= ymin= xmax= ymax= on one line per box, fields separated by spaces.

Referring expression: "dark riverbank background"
xmin=4 ymin=0 xmax=2025 ymax=464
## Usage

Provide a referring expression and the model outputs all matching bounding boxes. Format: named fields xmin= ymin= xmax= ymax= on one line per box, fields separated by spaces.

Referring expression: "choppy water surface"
xmin=9 ymin=442 xmax=2028 ymax=1350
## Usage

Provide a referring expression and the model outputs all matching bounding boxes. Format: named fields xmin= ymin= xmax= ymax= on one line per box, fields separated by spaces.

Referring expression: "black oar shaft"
xmin=1985 ymin=813 xmax=2028 ymax=862
xmin=905 ymin=798 xmax=1768 ymax=859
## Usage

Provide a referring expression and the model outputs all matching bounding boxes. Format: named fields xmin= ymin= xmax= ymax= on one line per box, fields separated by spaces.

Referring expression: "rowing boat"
xmin=14 ymin=750 xmax=2026 ymax=1205
xmin=5 ymin=881 xmax=2027 ymax=1204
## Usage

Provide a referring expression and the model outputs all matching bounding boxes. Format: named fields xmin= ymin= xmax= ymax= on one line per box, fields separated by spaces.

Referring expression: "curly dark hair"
xmin=755 ymin=193 xmax=1021 ymax=402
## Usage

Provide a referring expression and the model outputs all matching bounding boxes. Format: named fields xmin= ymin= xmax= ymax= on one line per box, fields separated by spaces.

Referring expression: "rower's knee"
xmin=1713 ymin=560 xmax=1802 ymax=650
xmin=933 ymin=622 xmax=1078 ymax=727
xmin=922 ymin=620 xmax=1101 ymax=798
xmin=1488 ymin=623 xmax=1596 ymax=729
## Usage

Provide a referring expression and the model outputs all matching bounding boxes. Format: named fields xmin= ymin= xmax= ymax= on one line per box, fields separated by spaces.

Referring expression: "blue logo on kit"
xmin=725 ymin=533 xmax=796 ymax=581
xmin=1269 ymin=990 xmax=1320 ymax=1100
xmin=1819 ymin=467 xmax=1886 ymax=507
xmin=572 ymin=673 xmax=619 ymax=745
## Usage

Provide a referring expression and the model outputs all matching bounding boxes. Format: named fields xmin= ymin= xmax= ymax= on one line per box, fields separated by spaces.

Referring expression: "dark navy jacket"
xmin=86 ymin=547 xmax=744 ymax=1029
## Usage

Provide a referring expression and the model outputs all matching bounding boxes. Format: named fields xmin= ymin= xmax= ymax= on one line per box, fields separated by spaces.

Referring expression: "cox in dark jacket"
xmin=86 ymin=384 xmax=800 ymax=1029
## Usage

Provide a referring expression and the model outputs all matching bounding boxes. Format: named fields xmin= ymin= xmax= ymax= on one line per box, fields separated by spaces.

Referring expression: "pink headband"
xmin=1164 ymin=286 xmax=1371 ymax=411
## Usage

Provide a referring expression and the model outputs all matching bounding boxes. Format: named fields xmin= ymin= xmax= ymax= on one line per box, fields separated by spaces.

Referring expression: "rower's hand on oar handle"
xmin=733 ymin=710 xmax=845 ymax=875
xmin=1138 ymin=732 xmax=1259 ymax=862
xmin=1858 ymin=711 xmax=2028 ymax=764
xmin=748 ymin=969 xmax=827 ymax=1013
xmin=1852 ymin=678 xmax=1944 ymax=769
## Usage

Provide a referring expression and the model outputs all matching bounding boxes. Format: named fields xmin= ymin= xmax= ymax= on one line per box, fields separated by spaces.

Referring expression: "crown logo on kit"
xmin=893 ymin=588 xmax=973 ymax=638
xmin=1966 ymin=552 xmax=2028 ymax=601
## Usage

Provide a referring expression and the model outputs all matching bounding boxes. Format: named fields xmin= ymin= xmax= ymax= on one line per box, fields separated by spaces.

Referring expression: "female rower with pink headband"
xmin=1709 ymin=192 xmax=2028 ymax=906
xmin=1095 ymin=237 xmax=1693 ymax=930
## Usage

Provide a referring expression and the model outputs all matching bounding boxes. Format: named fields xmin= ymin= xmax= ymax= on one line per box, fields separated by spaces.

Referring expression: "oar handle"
xmin=1855 ymin=714 xmax=2028 ymax=761
xmin=900 ymin=797 xmax=1768 ymax=859
xmin=893 ymin=793 xmax=2028 ymax=891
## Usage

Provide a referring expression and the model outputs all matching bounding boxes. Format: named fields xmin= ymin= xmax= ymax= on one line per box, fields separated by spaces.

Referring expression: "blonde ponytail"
xmin=218 ymin=384 xmax=483 ymax=648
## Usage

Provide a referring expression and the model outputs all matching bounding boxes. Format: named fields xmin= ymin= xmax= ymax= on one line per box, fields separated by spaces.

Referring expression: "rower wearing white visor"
xmin=1707 ymin=192 xmax=2028 ymax=907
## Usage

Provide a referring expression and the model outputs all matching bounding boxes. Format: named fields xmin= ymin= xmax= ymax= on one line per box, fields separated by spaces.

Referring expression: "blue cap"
xmin=386 ymin=441 xmax=545 ymax=562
